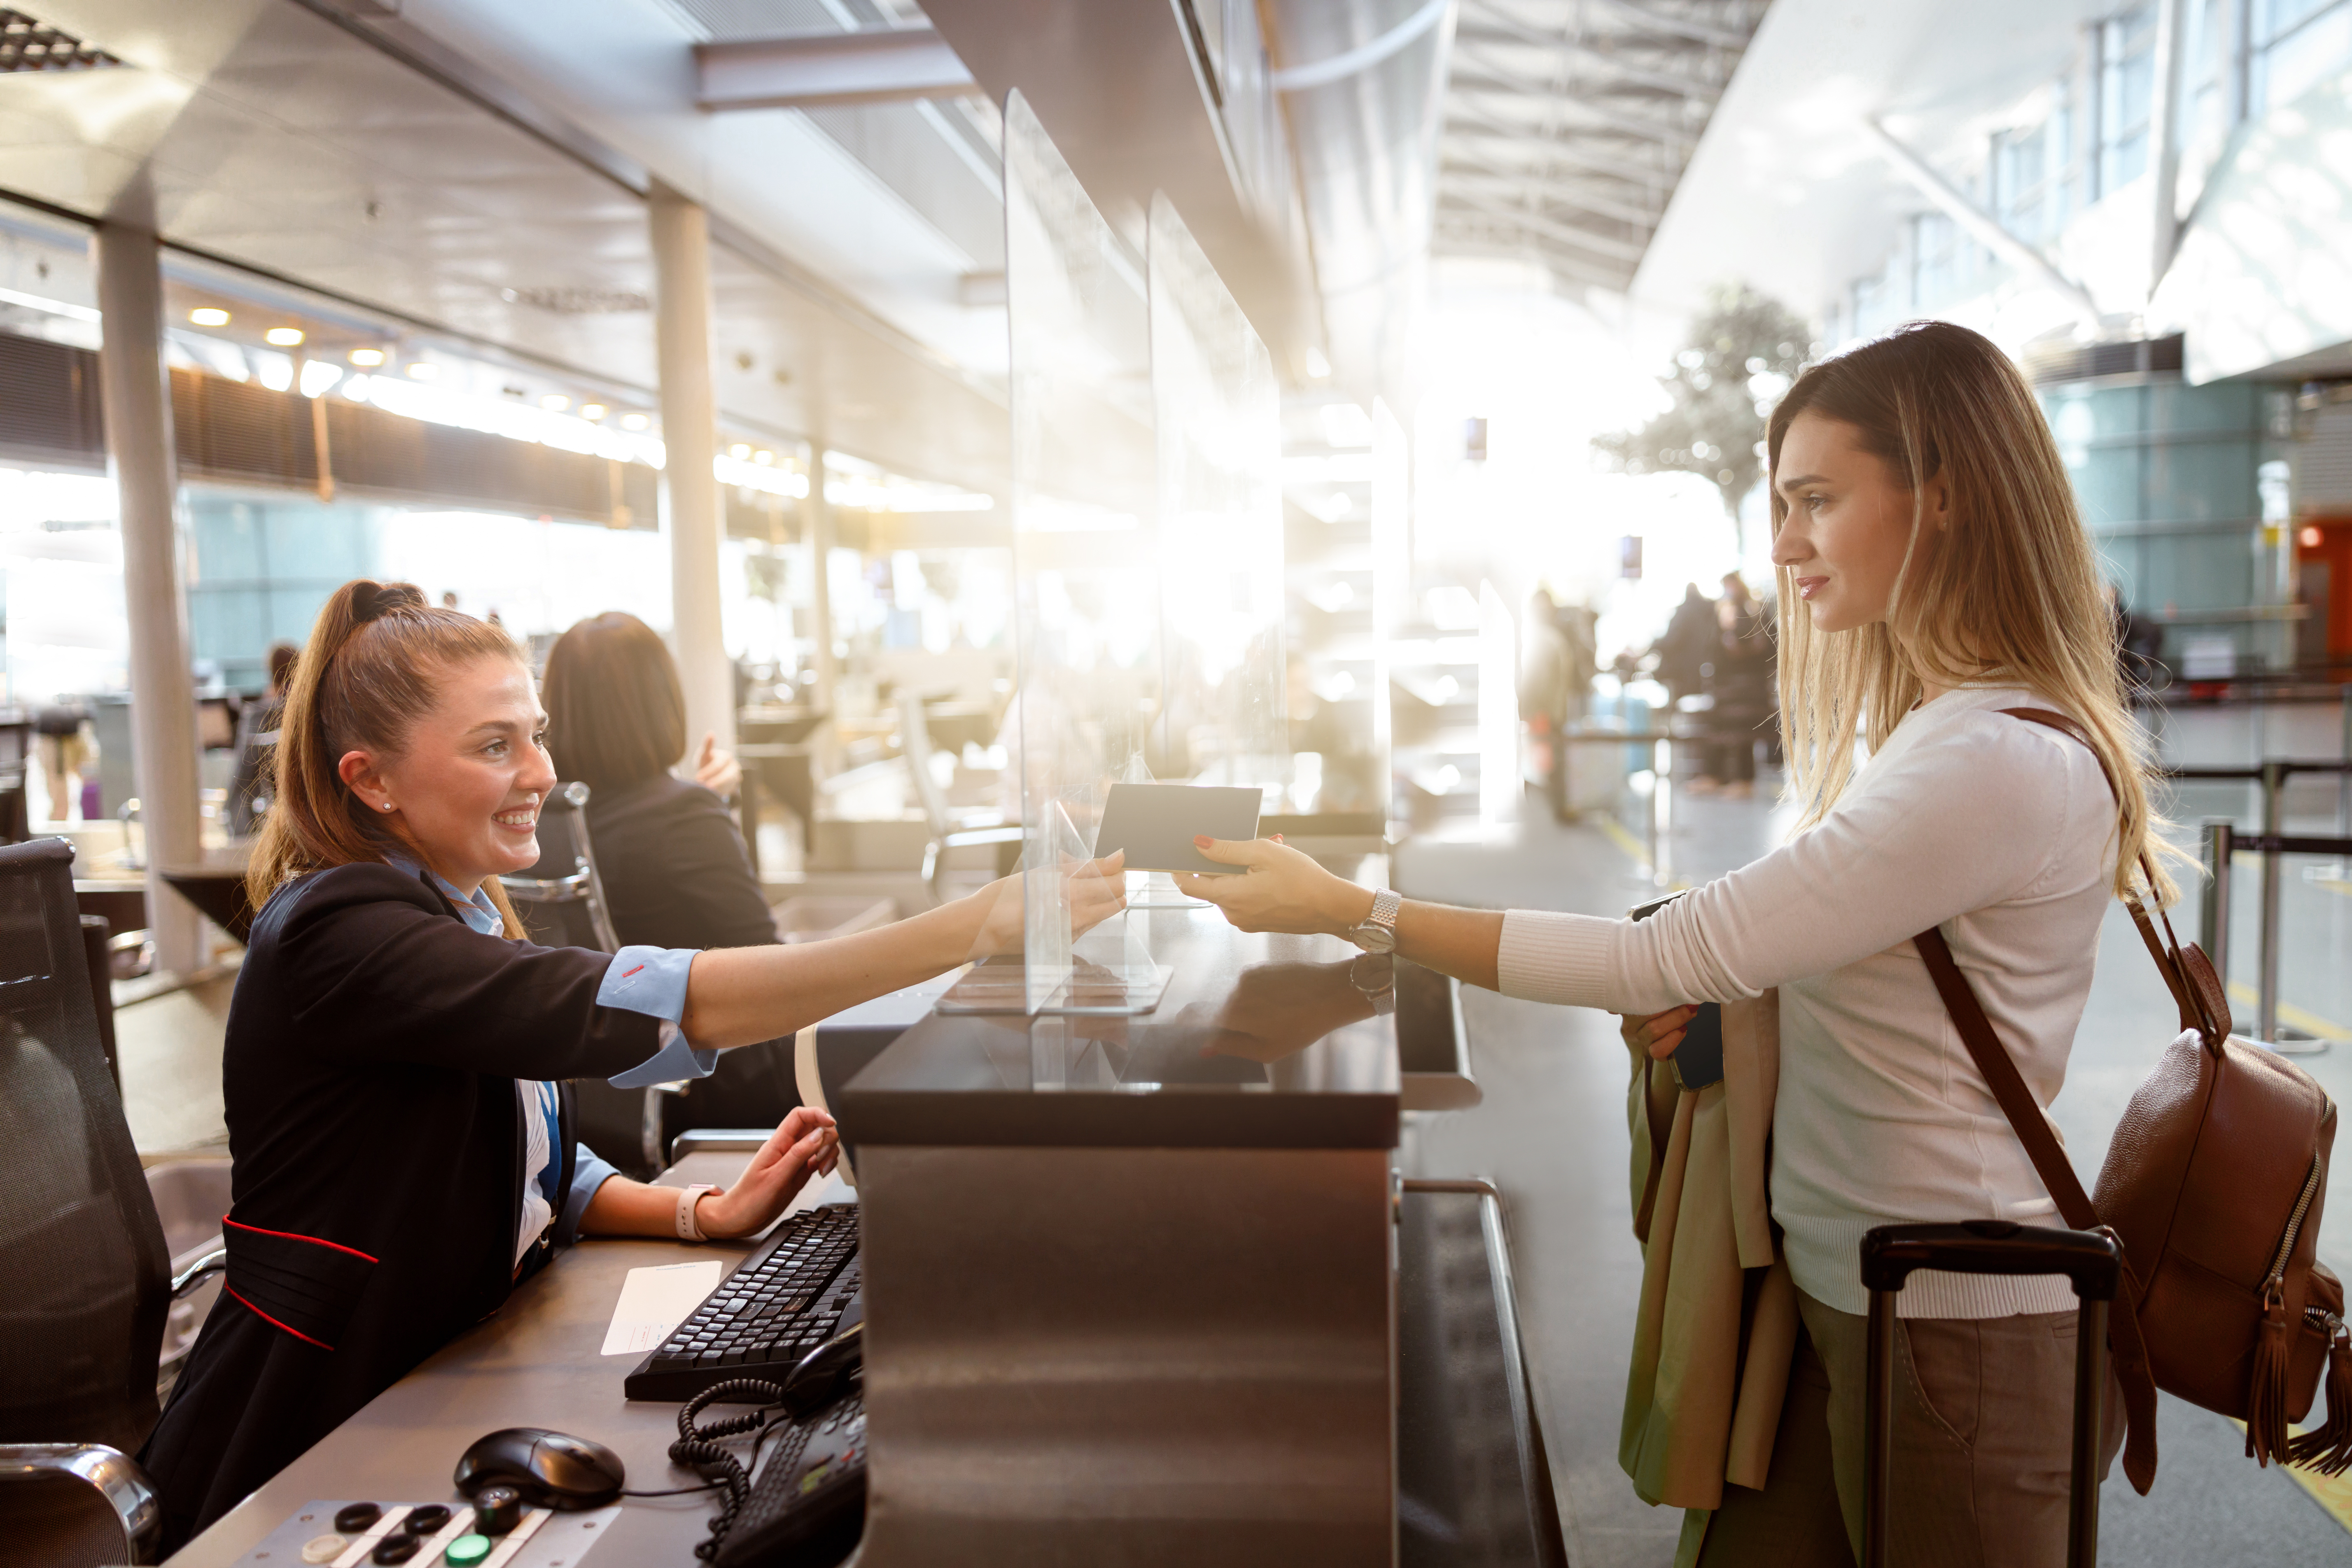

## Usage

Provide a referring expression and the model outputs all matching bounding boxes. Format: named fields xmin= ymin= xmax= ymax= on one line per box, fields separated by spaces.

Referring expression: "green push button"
xmin=443 ymin=1535 xmax=492 ymax=1566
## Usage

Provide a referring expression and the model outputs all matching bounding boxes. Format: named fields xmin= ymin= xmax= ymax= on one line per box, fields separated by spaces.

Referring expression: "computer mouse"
xmin=453 ymin=1427 xmax=625 ymax=1510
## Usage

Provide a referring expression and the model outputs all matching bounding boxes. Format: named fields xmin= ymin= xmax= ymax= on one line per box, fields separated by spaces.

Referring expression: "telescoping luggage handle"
xmin=1859 ymin=1220 xmax=2123 ymax=1568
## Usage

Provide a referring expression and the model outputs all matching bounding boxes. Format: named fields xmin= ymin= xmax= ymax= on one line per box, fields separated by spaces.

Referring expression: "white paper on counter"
xmin=600 ymin=1260 xmax=723 ymax=1356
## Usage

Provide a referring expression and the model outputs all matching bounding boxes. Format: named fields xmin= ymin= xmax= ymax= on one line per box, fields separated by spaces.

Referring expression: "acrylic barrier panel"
xmin=1005 ymin=90 xmax=1161 ymax=1012
xmin=1371 ymin=399 xmax=1408 ymax=832
xmin=1146 ymin=192 xmax=1286 ymax=798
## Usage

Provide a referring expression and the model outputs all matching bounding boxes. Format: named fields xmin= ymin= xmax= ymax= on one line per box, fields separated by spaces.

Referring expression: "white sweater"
xmin=1497 ymin=686 xmax=2115 ymax=1317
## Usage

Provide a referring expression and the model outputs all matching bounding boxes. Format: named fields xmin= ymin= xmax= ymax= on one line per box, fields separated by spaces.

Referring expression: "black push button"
xmin=471 ymin=1486 xmax=524 ymax=1537
xmin=335 ymin=1503 xmax=383 ymax=1533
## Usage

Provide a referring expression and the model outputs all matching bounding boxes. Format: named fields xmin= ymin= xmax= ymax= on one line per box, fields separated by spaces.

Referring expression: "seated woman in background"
xmin=540 ymin=612 xmax=793 ymax=1142
xmin=542 ymin=612 xmax=771 ymax=951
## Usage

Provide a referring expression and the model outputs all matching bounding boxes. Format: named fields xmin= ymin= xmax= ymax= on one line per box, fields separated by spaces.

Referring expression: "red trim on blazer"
xmin=221 ymin=1216 xmax=380 ymax=1263
xmin=224 ymin=1285 xmax=336 ymax=1350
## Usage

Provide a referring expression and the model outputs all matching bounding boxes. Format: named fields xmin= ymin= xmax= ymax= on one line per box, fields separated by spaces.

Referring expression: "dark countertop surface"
xmin=838 ymin=908 xmax=1405 ymax=1150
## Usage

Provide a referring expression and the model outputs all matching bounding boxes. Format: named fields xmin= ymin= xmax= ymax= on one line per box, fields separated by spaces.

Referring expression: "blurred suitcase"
xmin=1858 ymin=1220 xmax=2122 ymax=1568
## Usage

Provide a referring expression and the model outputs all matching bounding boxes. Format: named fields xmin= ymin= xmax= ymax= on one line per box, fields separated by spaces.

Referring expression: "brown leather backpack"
xmin=1913 ymin=708 xmax=2347 ymax=1494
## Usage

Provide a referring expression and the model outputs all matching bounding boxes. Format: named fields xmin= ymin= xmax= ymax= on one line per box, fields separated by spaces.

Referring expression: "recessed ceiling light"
xmin=754 ymin=450 xmax=773 ymax=465
xmin=580 ymin=402 xmax=607 ymax=420
xmin=541 ymin=394 xmax=569 ymax=411
xmin=264 ymin=327 xmax=304 ymax=346
xmin=728 ymin=443 xmax=751 ymax=460
xmin=189 ymin=307 xmax=230 ymax=327
xmin=348 ymin=348 xmax=385 ymax=367
xmin=621 ymin=413 xmax=650 ymax=431
xmin=406 ymin=362 xmax=439 ymax=380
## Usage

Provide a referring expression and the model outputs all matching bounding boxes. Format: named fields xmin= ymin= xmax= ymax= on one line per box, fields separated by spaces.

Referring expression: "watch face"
xmin=1354 ymin=923 xmax=1397 ymax=955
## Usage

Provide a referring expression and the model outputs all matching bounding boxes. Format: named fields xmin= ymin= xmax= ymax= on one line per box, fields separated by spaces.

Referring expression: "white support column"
xmin=650 ymin=181 xmax=735 ymax=758
xmin=2148 ymin=0 xmax=2188 ymax=294
xmin=805 ymin=443 xmax=839 ymax=730
xmin=94 ymin=224 xmax=205 ymax=974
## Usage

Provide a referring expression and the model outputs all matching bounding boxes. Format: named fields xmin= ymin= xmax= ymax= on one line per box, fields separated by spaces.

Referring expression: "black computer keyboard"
xmin=624 ymin=1204 xmax=862 ymax=1402
xmin=712 ymin=1392 xmax=866 ymax=1568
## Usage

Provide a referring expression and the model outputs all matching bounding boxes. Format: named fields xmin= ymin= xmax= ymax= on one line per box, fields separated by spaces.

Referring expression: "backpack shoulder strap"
xmin=2001 ymin=707 xmax=2210 ymax=1036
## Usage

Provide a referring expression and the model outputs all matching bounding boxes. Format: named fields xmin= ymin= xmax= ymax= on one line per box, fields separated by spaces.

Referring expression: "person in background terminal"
xmin=1178 ymin=322 xmax=2170 ymax=1567
xmin=1693 ymin=572 xmax=1775 ymax=799
xmin=541 ymin=611 xmax=790 ymax=1132
xmin=228 ymin=641 xmax=299 ymax=835
xmin=137 ymin=579 xmax=1122 ymax=1550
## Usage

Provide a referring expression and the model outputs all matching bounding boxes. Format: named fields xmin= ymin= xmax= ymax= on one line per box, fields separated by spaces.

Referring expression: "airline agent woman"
xmin=140 ymin=581 xmax=1120 ymax=1550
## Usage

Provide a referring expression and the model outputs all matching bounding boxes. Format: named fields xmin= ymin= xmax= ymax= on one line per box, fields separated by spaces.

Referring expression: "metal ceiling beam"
xmin=1440 ymin=104 xmax=1679 ymax=181
xmin=1447 ymin=80 xmax=1701 ymax=146
xmin=1573 ymin=0 xmax=1757 ymax=51
xmin=1438 ymin=159 xmax=1664 ymax=227
xmin=1440 ymin=188 xmax=1649 ymax=262
xmin=1430 ymin=226 xmax=1633 ymax=290
xmin=1451 ymin=33 xmax=1728 ymax=101
xmin=696 ymin=28 xmax=978 ymax=110
xmin=1442 ymin=127 xmax=1673 ymax=187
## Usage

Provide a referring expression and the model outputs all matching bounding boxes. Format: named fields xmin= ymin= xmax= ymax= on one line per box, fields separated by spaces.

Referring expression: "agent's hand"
xmin=1619 ymin=1004 xmax=1698 ymax=1063
xmin=965 ymin=850 xmax=1127 ymax=958
xmin=692 ymin=731 xmax=743 ymax=798
xmin=693 ymin=1107 xmax=840 ymax=1240
xmin=1172 ymin=835 xmax=1374 ymax=936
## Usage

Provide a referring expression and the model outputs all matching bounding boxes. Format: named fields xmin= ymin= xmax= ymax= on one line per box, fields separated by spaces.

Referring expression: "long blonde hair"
xmin=1766 ymin=321 xmax=2177 ymax=903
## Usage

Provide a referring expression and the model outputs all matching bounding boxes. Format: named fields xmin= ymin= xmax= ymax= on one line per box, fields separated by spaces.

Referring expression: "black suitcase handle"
xmin=1861 ymin=1218 xmax=2122 ymax=1300
xmin=1859 ymin=1221 xmax=2120 ymax=1568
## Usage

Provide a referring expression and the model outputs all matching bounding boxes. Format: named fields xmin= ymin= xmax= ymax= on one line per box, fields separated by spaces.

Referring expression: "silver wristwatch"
xmin=1347 ymin=888 xmax=1400 ymax=954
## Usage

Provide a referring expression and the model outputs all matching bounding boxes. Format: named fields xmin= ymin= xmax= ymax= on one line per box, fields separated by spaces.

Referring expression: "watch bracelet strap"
xmin=676 ymin=1183 xmax=717 ymax=1241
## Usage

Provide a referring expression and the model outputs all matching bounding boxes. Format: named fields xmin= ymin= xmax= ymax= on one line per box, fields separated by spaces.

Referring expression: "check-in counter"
xmin=838 ymin=914 xmax=1402 ymax=1566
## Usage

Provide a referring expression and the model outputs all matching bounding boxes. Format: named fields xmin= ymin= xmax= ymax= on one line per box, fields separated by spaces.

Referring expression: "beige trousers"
xmin=1695 ymin=1290 xmax=2121 ymax=1568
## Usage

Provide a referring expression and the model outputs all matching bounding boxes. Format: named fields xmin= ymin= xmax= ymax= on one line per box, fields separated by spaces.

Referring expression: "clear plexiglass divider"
xmin=953 ymin=92 xmax=1284 ymax=1015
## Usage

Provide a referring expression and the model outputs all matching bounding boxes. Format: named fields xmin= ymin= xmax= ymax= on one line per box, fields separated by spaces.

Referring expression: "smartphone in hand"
xmin=1626 ymin=891 xmax=1724 ymax=1091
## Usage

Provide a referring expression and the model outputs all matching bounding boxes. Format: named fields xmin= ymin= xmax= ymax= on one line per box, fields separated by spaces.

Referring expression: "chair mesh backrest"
xmin=0 ymin=838 xmax=171 ymax=1452
xmin=499 ymin=783 xmax=619 ymax=954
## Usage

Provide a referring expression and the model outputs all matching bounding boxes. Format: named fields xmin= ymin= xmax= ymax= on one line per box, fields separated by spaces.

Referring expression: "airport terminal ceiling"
xmin=1 ymin=0 xmax=1016 ymax=497
xmin=1431 ymin=0 xmax=1769 ymax=296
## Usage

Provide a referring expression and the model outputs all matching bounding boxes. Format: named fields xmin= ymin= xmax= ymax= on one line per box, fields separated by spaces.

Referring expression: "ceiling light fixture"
xmin=189 ymin=307 xmax=230 ymax=327
xmin=540 ymin=394 xmax=569 ymax=411
xmin=754 ymin=450 xmax=773 ymax=465
xmin=265 ymin=327 xmax=305 ymax=346
xmin=348 ymin=347 xmax=385 ymax=367
xmin=728 ymin=443 xmax=751 ymax=460
xmin=621 ymin=412 xmax=650 ymax=431
xmin=580 ymin=402 xmax=607 ymax=420
xmin=406 ymin=362 xmax=439 ymax=380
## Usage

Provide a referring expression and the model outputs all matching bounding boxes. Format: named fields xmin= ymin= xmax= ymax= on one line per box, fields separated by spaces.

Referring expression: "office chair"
xmin=897 ymin=691 xmax=1023 ymax=906
xmin=497 ymin=784 xmax=679 ymax=1178
xmin=0 ymin=838 xmax=226 ymax=1567
xmin=497 ymin=782 xmax=621 ymax=952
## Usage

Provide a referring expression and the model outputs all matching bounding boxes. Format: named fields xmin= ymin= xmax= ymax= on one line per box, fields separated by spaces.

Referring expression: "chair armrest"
xmin=171 ymin=1246 xmax=227 ymax=1298
xmin=923 ymin=824 xmax=1029 ymax=904
xmin=941 ymin=825 xmax=1025 ymax=849
xmin=0 ymin=1443 xmax=161 ymax=1564
xmin=668 ymin=1129 xmax=775 ymax=1160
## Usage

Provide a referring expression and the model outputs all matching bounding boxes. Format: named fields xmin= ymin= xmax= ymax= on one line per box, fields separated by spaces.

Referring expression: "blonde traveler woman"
xmin=1176 ymin=321 xmax=2166 ymax=1567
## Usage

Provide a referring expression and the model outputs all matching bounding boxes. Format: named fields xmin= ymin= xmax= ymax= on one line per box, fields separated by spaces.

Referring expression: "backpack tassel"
xmin=2287 ymin=1317 xmax=2352 ymax=1476
xmin=2244 ymin=1284 xmax=2293 ymax=1467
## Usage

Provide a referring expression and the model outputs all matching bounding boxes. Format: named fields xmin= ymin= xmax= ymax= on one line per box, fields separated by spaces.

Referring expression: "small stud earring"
xmin=381 ymin=802 xmax=394 ymax=811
